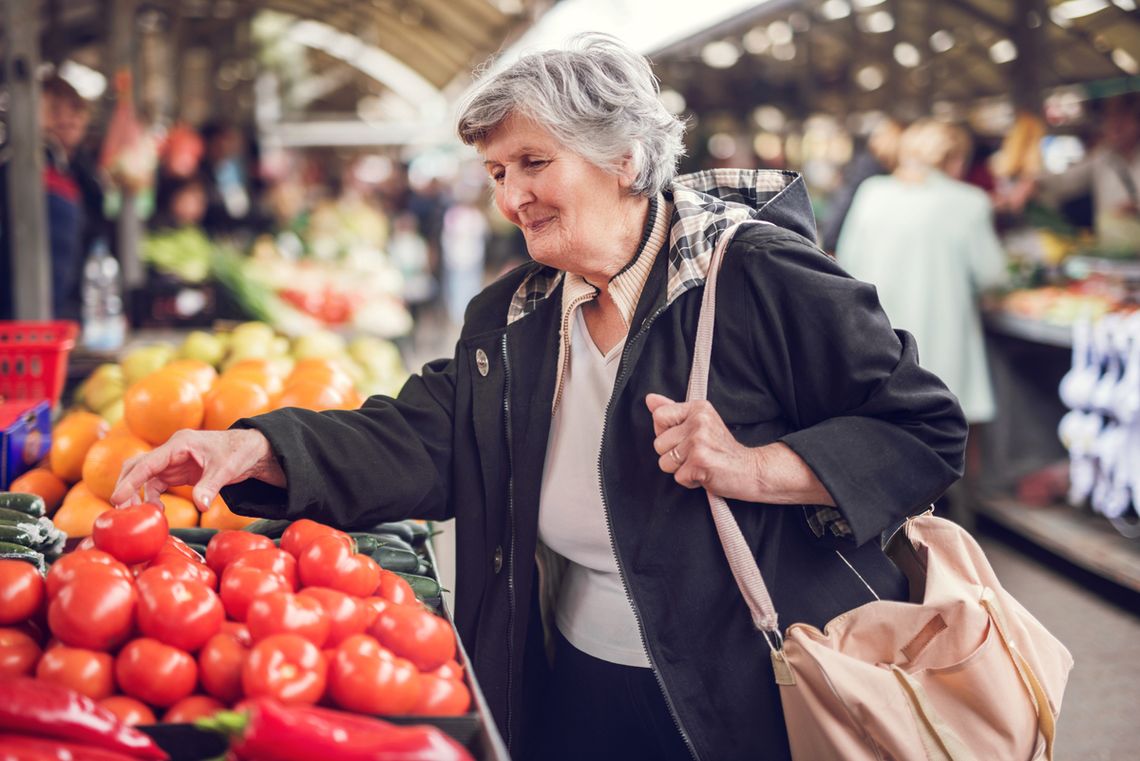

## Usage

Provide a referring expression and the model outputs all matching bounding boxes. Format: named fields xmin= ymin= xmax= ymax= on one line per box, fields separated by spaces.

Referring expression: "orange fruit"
xmin=8 ymin=468 xmax=69 ymax=515
xmin=199 ymin=495 xmax=257 ymax=531
xmin=82 ymin=434 xmax=152 ymax=502
xmin=124 ymin=372 xmax=204 ymax=445
xmin=169 ymin=484 xmax=195 ymax=500
xmin=223 ymin=360 xmax=285 ymax=397
xmin=158 ymin=493 xmax=199 ymax=528
xmin=274 ymin=380 xmax=346 ymax=412
xmin=106 ymin=418 xmax=131 ymax=438
xmin=161 ymin=359 xmax=218 ymax=395
xmin=203 ymin=378 xmax=271 ymax=431
xmin=49 ymin=411 xmax=110 ymax=483
xmin=63 ymin=481 xmax=95 ymax=506
xmin=53 ymin=489 xmax=114 ymax=537
xmin=287 ymin=359 xmax=354 ymax=394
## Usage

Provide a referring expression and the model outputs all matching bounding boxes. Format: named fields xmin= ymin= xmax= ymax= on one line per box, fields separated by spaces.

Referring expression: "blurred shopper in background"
xmin=198 ymin=121 xmax=254 ymax=236
xmin=1034 ymin=93 xmax=1140 ymax=249
xmin=387 ymin=210 xmax=436 ymax=320
xmin=0 ymin=74 xmax=93 ymax=320
xmin=819 ymin=116 xmax=903 ymax=254
xmin=838 ymin=119 xmax=1009 ymax=431
xmin=439 ymin=188 xmax=488 ymax=324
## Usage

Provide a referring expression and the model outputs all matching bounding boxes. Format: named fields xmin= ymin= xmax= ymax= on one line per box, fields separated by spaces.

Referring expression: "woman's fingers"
xmin=111 ymin=443 xmax=181 ymax=507
xmin=646 ymin=393 xmax=689 ymax=437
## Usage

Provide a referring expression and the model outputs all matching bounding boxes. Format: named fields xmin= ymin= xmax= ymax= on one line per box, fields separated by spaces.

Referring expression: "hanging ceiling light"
xmin=819 ymin=0 xmax=852 ymax=21
xmin=893 ymin=42 xmax=921 ymax=68
xmin=855 ymin=65 xmax=885 ymax=91
xmin=768 ymin=20 xmax=794 ymax=46
xmin=708 ymin=133 xmax=738 ymax=160
xmin=1112 ymin=48 xmax=1140 ymax=74
xmin=989 ymin=39 xmax=1018 ymax=64
xmin=743 ymin=26 xmax=771 ymax=55
xmin=701 ymin=41 xmax=741 ymax=69
xmin=771 ymin=43 xmax=797 ymax=61
xmin=860 ymin=10 xmax=895 ymax=33
xmin=930 ymin=30 xmax=955 ymax=52
xmin=659 ymin=89 xmax=687 ymax=115
xmin=753 ymin=105 xmax=787 ymax=132
xmin=1052 ymin=0 xmax=1111 ymax=19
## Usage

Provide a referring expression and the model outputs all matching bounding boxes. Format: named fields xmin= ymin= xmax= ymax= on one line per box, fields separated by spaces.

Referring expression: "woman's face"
xmin=481 ymin=114 xmax=632 ymax=274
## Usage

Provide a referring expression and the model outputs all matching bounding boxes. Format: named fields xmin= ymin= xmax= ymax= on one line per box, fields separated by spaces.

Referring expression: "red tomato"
xmin=48 ymin=575 xmax=137 ymax=651
xmin=328 ymin=634 xmax=421 ymax=715
xmin=204 ymin=531 xmax=275 ymax=576
xmin=116 ymin=638 xmax=198 ymax=707
xmin=154 ymin=535 xmax=205 ymax=563
xmin=145 ymin=554 xmax=217 ymax=589
xmin=137 ymin=572 xmax=224 ymax=652
xmin=432 ymin=659 xmax=464 ymax=682
xmin=0 ymin=559 xmax=45 ymax=625
xmin=242 ymin=633 xmax=327 ymax=705
xmin=0 ymin=626 xmax=42 ymax=677
xmin=246 ymin=591 xmax=330 ymax=647
xmin=163 ymin=695 xmax=226 ymax=723
xmin=92 ymin=502 xmax=170 ymax=565
xmin=375 ymin=570 xmax=415 ymax=606
xmin=298 ymin=587 xmax=369 ymax=647
xmin=369 ymin=603 xmax=455 ymax=672
xmin=220 ymin=620 xmax=252 ymax=647
xmin=219 ymin=566 xmax=291 ymax=622
xmin=413 ymin=674 xmax=472 ymax=716
xmin=298 ymin=535 xmax=379 ymax=596
xmin=198 ymin=631 xmax=248 ymax=703
xmin=98 ymin=695 xmax=156 ymax=725
xmin=360 ymin=597 xmax=389 ymax=628
xmin=280 ymin=519 xmax=348 ymax=558
xmin=45 ymin=550 xmax=131 ymax=599
xmin=36 ymin=644 xmax=115 ymax=700
xmin=228 ymin=548 xmax=298 ymax=590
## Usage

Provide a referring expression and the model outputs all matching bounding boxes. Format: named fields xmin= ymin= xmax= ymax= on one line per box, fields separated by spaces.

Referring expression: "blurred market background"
xmin=1 ymin=1 xmax=1139 ymax=757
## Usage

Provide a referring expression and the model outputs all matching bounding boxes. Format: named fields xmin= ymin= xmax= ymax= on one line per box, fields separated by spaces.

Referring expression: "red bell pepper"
xmin=0 ymin=734 xmax=145 ymax=761
xmin=0 ymin=679 xmax=167 ymax=761
xmin=202 ymin=698 xmax=473 ymax=761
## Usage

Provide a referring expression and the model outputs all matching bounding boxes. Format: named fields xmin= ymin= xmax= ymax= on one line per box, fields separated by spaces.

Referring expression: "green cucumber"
xmin=350 ymin=533 xmax=379 ymax=555
xmin=0 ymin=507 xmax=41 ymax=526
xmin=394 ymin=572 xmax=441 ymax=600
xmin=169 ymin=527 xmax=219 ymax=546
xmin=0 ymin=541 xmax=45 ymax=573
xmin=369 ymin=545 xmax=420 ymax=573
xmin=369 ymin=521 xmax=417 ymax=545
xmin=0 ymin=492 xmax=46 ymax=518
xmin=186 ymin=543 xmax=209 ymax=560
xmin=243 ymin=519 xmax=292 ymax=538
xmin=0 ymin=523 xmax=38 ymax=547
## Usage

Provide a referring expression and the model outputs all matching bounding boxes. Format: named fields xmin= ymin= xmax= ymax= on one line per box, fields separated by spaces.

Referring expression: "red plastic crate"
xmin=0 ymin=321 xmax=79 ymax=407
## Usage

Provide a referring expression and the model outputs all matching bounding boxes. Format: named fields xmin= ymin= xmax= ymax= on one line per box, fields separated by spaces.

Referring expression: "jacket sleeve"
xmin=221 ymin=356 xmax=457 ymax=528
xmin=730 ymin=226 xmax=967 ymax=547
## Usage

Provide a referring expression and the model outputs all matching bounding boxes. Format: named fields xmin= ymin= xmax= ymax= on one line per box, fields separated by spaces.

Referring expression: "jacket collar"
xmin=506 ymin=169 xmax=817 ymax=326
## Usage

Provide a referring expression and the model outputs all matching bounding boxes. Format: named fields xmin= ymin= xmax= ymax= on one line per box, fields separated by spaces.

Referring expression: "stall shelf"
xmin=981 ymin=309 xmax=1140 ymax=594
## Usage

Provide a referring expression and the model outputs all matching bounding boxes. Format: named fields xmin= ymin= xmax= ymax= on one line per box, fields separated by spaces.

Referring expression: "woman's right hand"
xmin=110 ymin=428 xmax=286 ymax=511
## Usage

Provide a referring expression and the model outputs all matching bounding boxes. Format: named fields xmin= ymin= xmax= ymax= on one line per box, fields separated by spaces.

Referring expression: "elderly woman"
xmin=112 ymin=36 xmax=966 ymax=761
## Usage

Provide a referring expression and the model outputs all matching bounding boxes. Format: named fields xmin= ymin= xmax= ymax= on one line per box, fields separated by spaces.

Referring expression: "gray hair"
xmin=456 ymin=34 xmax=686 ymax=197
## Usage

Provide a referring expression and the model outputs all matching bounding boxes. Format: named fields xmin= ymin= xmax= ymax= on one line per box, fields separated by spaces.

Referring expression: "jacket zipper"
xmin=552 ymin=288 xmax=600 ymax=414
xmin=499 ymin=334 xmax=518 ymax=749
xmin=597 ymin=306 xmax=699 ymax=761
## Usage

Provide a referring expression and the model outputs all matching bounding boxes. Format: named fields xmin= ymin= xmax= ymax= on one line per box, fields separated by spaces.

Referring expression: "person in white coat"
xmin=837 ymin=119 xmax=1009 ymax=425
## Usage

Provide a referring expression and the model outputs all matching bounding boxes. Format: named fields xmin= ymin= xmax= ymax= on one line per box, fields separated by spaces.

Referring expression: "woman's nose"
xmin=499 ymin=176 xmax=533 ymax=216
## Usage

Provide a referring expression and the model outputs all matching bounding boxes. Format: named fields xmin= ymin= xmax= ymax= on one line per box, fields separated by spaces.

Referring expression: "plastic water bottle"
xmin=81 ymin=239 xmax=126 ymax=351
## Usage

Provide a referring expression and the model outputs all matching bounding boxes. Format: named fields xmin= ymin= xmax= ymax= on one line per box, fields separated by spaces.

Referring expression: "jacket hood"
xmin=505 ymin=169 xmax=818 ymax=323
xmin=665 ymin=168 xmax=817 ymax=303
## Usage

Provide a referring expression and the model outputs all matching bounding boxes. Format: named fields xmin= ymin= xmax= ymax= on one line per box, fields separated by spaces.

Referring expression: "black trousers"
xmin=533 ymin=629 xmax=693 ymax=761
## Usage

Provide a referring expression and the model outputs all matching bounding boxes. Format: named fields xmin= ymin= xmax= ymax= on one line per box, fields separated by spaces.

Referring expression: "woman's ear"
xmin=616 ymin=154 xmax=637 ymax=190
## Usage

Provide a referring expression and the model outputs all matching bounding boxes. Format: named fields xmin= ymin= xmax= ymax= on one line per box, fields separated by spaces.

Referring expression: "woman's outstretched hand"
xmin=110 ymin=428 xmax=286 ymax=512
xmin=645 ymin=393 xmax=836 ymax=506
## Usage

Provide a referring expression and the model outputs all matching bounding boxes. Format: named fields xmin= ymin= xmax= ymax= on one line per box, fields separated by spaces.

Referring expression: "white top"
xmin=538 ymin=308 xmax=649 ymax=667
xmin=837 ymin=171 xmax=1009 ymax=423
xmin=1039 ymin=147 xmax=1140 ymax=249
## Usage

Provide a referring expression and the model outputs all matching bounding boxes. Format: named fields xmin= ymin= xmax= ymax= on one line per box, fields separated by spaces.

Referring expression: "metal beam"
xmin=5 ymin=0 xmax=51 ymax=320
xmin=108 ymin=0 xmax=143 ymax=291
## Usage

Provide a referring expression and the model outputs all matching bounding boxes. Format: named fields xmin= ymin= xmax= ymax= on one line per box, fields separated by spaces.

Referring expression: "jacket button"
xmin=492 ymin=546 xmax=503 ymax=574
xmin=475 ymin=349 xmax=489 ymax=377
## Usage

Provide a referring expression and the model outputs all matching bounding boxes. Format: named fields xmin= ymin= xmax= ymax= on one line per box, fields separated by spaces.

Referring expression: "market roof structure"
xmin=649 ymin=0 xmax=1140 ymax=125
xmin=37 ymin=0 xmax=545 ymax=93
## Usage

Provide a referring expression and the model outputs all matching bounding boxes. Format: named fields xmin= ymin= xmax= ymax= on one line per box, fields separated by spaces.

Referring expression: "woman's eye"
xmin=526 ymin=159 xmax=548 ymax=171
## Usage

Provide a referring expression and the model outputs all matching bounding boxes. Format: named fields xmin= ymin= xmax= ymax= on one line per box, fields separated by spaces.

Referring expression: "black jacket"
xmin=225 ymin=169 xmax=967 ymax=761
